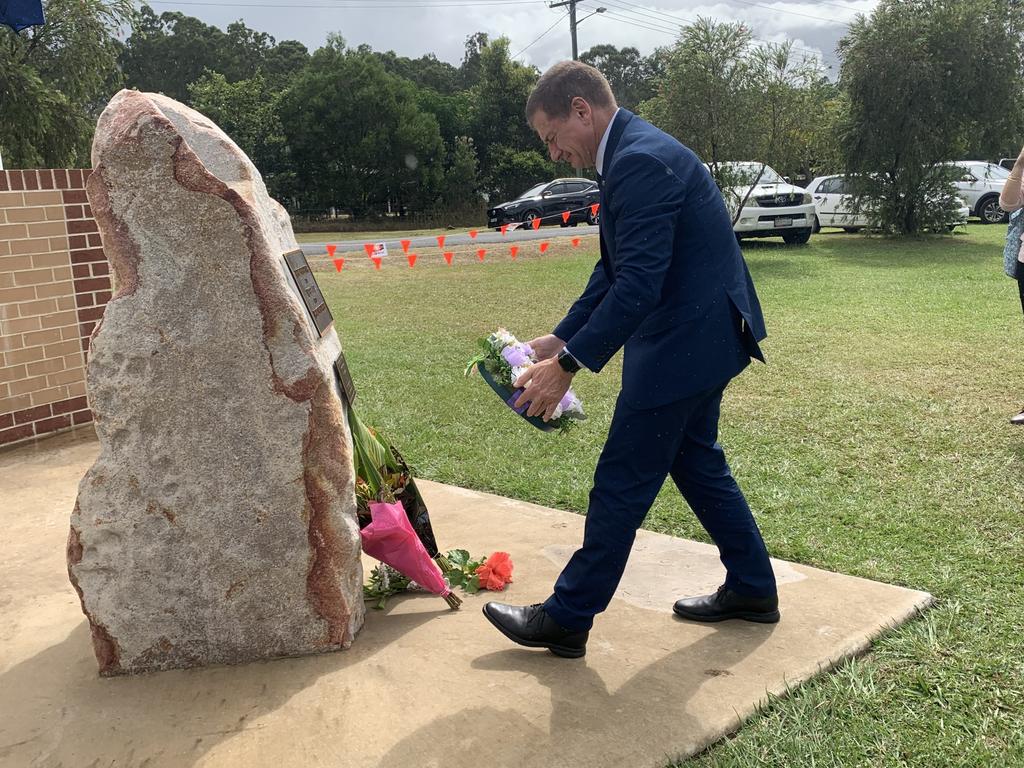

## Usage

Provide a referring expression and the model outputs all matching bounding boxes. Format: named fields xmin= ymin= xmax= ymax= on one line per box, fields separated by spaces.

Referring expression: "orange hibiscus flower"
xmin=475 ymin=551 xmax=514 ymax=591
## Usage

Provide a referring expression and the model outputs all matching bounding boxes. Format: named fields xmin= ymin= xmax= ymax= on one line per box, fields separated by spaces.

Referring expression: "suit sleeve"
xmin=552 ymin=259 xmax=611 ymax=342
xmin=562 ymin=153 xmax=683 ymax=373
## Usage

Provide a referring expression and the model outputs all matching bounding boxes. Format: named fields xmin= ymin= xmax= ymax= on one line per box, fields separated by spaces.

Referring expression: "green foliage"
xmin=0 ymin=0 xmax=133 ymax=167
xmin=467 ymin=36 xmax=548 ymax=196
xmin=188 ymin=71 xmax=289 ymax=196
xmin=640 ymin=17 xmax=829 ymax=181
xmin=278 ymin=45 xmax=445 ymax=214
xmin=438 ymin=136 xmax=482 ymax=211
xmin=363 ymin=563 xmax=411 ymax=610
xmin=837 ymin=0 xmax=1024 ymax=234
xmin=488 ymin=146 xmax=558 ymax=204
xmin=641 ymin=18 xmax=755 ymax=173
xmin=120 ymin=5 xmax=309 ymax=102
xmin=441 ymin=549 xmax=486 ymax=594
xmin=370 ymin=47 xmax=460 ymax=95
xmin=579 ymin=44 xmax=658 ymax=111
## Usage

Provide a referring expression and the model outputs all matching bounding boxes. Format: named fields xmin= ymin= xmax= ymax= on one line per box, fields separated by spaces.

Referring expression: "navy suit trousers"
xmin=543 ymin=381 xmax=777 ymax=632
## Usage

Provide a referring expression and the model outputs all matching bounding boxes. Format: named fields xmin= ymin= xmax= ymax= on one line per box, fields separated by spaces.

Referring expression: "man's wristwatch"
xmin=557 ymin=348 xmax=581 ymax=374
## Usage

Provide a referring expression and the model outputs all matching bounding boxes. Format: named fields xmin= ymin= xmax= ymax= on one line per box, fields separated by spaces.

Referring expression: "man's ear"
xmin=571 ymin=96 xmax=592 ymax=123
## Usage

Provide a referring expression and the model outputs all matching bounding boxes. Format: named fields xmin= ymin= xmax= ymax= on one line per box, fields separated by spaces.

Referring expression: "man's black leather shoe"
xmin=483 ymin=602 xmax=589 ymax=658
xmin=673 ymin=585 xmax=780 ymax=623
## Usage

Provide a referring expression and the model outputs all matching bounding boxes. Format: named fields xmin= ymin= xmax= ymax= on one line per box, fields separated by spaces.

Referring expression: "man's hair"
xmin=526 ymin=60 xmax=616 ymax=125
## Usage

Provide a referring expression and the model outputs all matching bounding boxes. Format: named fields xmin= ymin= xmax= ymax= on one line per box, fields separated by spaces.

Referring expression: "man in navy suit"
xmin=483 ymin=61 xmax=779 ymax=659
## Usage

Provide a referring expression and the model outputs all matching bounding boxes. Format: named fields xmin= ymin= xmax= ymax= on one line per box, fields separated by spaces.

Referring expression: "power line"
xmin=512 ymin=10 xmax=570 ymax=59
xmin=602 ymin=0 xmax=826 ymax=56
xmin=595 ymin=0 xmax=828 ymax=60
xmin=588 ymin=6 xmax=828 ymax=66
xmin=610 ymin=0 xmax=860 ymax=29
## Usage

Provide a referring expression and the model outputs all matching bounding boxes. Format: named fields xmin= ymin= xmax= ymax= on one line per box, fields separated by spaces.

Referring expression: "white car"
xmin=708 ymin=162 xmax=817 ymax=245
xmin=806 ymin=174 xmax=970 ymax=232
xmin=948 ymin=161 xmax=1010 ymax=224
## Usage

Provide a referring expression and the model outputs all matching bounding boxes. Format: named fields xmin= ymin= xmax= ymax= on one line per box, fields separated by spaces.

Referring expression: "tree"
xmin=579 ymin=44 xmax=656 ymax=111
xmin=438 ymin=136 xmax=482 ymax=211
xmin=371 ymin=49 xmax=460 ymax=95
xmin=640 ymin=18 xmax=755 ymax=186
xmin=641 ymin=17 xmax=835 ymax=186
xmin=745 ymin=43 xmax=831 ymax=180
xmin=188 ymin=72 xmax=289 ymax=196
xmin=488 ymin=147 xmax=556 ymax=204
xmin=837 ymin=0 xmax=1023 ymax=234
xmin=120 ymin=6 xmax=307 ymax=103
xmin=277 ymin=45 xmax=444 ymax=215
xmin=262 ymin=40 xmax=310 ymax=86
xmin=0 ymin=0 xmax=134 ymax=167
xmin=459 ymin=32 xmax=489 ymax=89
xmin=467 ymin=36 xmax=548 ymax=196
xmin=120 ymin=7 xmax=229 ymax=102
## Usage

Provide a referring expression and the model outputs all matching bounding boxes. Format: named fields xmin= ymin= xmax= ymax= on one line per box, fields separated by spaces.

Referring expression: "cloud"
xmin=146 ymin=0 xmax=880 ymax=72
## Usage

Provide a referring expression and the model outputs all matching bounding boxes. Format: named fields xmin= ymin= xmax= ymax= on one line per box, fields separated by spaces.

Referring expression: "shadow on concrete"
xmin=0 ymin=599 xmax=445 ymax=767
xmin=375 ymin=623 xmax=776 ymax=768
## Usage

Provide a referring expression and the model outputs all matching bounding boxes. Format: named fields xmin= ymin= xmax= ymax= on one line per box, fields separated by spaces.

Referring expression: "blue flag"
xmin=0 ymin=0 xmax=45 ymax=33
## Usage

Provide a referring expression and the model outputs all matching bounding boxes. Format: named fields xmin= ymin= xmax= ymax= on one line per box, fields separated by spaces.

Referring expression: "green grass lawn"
xmin=319 ymin=226 xmax=1024 ymax=766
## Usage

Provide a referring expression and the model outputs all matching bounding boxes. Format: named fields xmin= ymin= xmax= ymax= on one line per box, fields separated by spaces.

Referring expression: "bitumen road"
xmin=299 ymin=223 xmax=599 ymax=256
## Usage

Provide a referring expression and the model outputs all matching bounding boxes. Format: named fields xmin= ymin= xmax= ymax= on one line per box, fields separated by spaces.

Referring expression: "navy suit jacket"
xmin=554 ymin=109 xmax=767 ymax=410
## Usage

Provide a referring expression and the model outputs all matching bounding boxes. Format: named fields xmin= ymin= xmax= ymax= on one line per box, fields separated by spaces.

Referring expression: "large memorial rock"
xmin=67 ymin=90 xmax=364 ymax=675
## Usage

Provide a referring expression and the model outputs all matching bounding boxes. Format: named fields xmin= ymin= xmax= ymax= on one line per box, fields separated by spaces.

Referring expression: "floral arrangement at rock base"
xmin=364 ymin=550 xmax=514 ymax=610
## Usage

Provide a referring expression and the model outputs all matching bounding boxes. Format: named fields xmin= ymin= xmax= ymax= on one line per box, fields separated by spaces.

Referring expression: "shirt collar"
xmin=595 ymin=107 xmax=621 ymax=176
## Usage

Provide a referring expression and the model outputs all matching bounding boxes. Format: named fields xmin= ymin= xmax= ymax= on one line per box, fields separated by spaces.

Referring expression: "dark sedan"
xmin=487 ymin=178 xmax=601 ymax=230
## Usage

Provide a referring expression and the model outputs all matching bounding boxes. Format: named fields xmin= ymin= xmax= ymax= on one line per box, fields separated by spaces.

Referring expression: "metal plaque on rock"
xmin=334 ymin=351 xmax=357 ymax=405
xmin=284 ymin=248 xmax=333 ymax=336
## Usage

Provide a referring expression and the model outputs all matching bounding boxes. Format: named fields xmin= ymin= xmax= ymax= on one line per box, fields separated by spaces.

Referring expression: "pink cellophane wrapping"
xmin=361 ymin=501 xmax=451 ymax=596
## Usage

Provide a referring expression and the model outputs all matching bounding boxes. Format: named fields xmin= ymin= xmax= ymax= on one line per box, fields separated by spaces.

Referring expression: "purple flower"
xmin=559 ymin=391 xmax=575 ymax=411
xmin=501 ymin=346 xmax=530 ymax=367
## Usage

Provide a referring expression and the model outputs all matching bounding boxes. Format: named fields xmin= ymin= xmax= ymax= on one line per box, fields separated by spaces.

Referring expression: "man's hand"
xmin=514 ymin=358 xmax=574 ymax=422
xmin=526 ymin=334 xmax=565 ymax=361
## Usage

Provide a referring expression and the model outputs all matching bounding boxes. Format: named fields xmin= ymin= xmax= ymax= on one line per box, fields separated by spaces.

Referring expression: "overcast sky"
xmin=141 ymin=0 xmax=880 ymax=74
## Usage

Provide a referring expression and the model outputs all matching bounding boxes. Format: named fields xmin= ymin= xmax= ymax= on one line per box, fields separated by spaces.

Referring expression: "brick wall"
xmin=1 ymin=169 xmax=113 ymax=447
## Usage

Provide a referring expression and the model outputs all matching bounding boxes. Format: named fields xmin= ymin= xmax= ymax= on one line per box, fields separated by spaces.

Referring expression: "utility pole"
xmin=549 ymin=0 xmax=578 ymax=60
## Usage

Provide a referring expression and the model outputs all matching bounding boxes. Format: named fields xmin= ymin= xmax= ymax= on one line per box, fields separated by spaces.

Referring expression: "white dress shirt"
xmin=595 ymin=107 xmax=621 ymax=177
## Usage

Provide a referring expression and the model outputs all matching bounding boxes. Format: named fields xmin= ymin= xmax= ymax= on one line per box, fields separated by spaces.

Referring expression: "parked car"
xmin=947 ymin=161 xmax=1010 ymax=224
xmin=999 ymin=158 xmax=1016 ymax=171
xmin=806 ymin=174 xmax=970 ymax=232
xmin=486 ymin=178 xmax=600 ymax=230
xmin=710 ymin=162 xmax=817 ymax=245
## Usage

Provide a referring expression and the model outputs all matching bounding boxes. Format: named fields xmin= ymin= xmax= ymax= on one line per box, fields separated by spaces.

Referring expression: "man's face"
xmin=532 ymin=101 xmax=598 ymax=170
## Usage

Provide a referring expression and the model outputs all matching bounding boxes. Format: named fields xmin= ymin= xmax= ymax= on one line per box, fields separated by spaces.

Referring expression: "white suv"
xmin=806 ymin=174 xmax=970 ymax=232
xmin=948 ymin=161 xmax=1010 ymax=224
xmin=709 ymin=162 xmax=817 ymax=245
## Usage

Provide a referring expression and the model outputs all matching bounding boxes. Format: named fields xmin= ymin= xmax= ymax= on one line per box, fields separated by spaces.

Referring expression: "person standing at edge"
xmin=482 ymin=61 xmax=779 ymax=659
xmin=999 ymin=143 xmax=1024 ymax=426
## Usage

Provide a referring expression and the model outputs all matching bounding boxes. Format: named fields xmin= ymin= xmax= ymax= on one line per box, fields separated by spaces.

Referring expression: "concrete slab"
xmin=1 ymin=428 xmax=932 ymax=768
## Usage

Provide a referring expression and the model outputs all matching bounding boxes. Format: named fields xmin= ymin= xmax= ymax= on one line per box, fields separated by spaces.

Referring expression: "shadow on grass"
xmin=810 ymin=232 xmax=995 ymax=270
